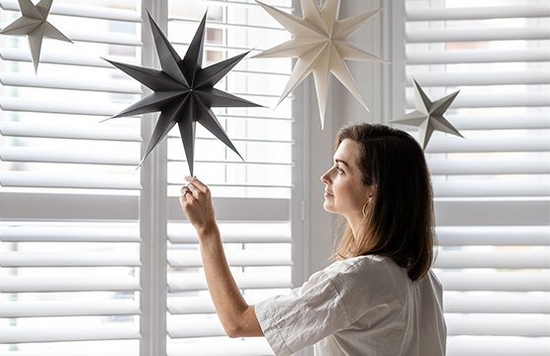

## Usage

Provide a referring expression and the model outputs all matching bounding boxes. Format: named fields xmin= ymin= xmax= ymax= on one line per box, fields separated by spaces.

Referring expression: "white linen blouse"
xmin=254 ymin=255 xmax=446 ymax=356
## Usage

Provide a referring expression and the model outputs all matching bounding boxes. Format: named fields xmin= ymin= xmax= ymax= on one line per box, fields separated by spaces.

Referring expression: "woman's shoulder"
xmin=323 ymin=255 xmax=407 ymax=281
xmin=318 ymin=255 xmax=410 ymax=306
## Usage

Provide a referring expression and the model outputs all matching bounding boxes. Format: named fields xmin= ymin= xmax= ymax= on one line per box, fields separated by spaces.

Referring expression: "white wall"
xmin=296 ymin=0 xmax=391 ymax=280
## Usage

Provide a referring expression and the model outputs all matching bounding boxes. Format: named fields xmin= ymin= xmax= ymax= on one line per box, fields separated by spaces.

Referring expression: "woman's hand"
xmin=179 ymin=176 xmax=217 ymax=235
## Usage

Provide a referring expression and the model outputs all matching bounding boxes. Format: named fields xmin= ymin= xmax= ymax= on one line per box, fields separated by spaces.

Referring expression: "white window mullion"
xmin=138 ymin=1 xmax=169 ymax=356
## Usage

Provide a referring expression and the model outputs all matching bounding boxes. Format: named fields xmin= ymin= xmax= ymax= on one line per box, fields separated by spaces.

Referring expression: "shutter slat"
xmin=0 ymin=171 xmax=140 ymax=190
xmin=447 ymin=336 xmax=550 ymax=356
xmin=0 ymin=277 xmax=139 ymax=293
xmin=435 ymin=250 xmax=550 ymax=269
xmin=406 ymin=92 xmax=550 ymax=108
xmin=0 ymin=193 xmax=139 ymax=221
xmin=0 ymin=73 xmax=141 ymax=94
xmin=433 ymin=180 xmax=550 ymax=198
xmin=423 ymin=136 xmax=550 ymax=153
xmin=406 ymin=5 xmax=550 ymax=21
xmin=0 ymin=252 xmax=140 ymax=267
xmin=0 ymin=225 xmax=141 ymax=243
xmin=0 ymin=325 xmax=140 ymax=343
xmin=0 ymin=121 xmax=141 ymax=142
xmin=174 ymin=0 xmax=292 ymax=10
xmin=429 ymin=158 xmax=550 ymax=175
xmin=168 ymin=250 xmax=292 ymax=268
xmin=169 ymin=223 xmax=291 ymax=244
xmin=442 ymin=114 xmax=549 ymax=130
xmin=0 ymin=97 xmax=126 ymax=116
xmin=54 ymin=30 xmax=141 ymax=46
xmin=168 ymin=320 xmax=225 ymax=338
xmin=168 ymin=338 xmax=273 ymax=356
xmin=0 ymin=147 xmax=139 ymax=165
xmin=436 ymin=271 xmax=550 ymax=292
xmin=2 ymin=352 xmax=133 ymax=356
xmin=407 ymin=49 xmax=550 ymax=64
xmin=446 ymin=314 xmax=550 ymax=337
xmin=408 ymin=71 xmax=550 ymax=86
xmin=434 ymin=200 xmax=550 ymax=226
xmin=0 ymin=300 xmax=140 ymax=318
xmin=168 ymin=297 xmax=215 ymax=315
xmin=406 ymin=27 xmax=550 ymax=43
xmin=436 ymin=226 xmax=550 ymax=246
xmin=444 ymin=292 xmax=550 ymax=314
xmin=168 ymin=295 xmax=266 ymax=315
xmin=0 ymin=47 xmax=135 ymax=68
xmin=0 ymin=0 xmax=141 ymax=22
xmin=168 ymin=197 xmax=290 ymax=222
xmin=168 ymin=273 xmax=292 ymax=292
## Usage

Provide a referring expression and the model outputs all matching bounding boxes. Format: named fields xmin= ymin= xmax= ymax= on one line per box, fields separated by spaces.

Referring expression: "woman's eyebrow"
xmin=335 ymin=159 xmax=349 ymax=166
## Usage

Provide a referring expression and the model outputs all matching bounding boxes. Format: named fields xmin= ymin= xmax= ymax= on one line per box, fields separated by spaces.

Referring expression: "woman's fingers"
xmin=179 ymin=177 xmax=217 ymax=231
xmin=180 ymin=176 xmax=213 ymax=206
xmin=185 ymin=176 xmax=209 ymax=193
xmin=180 ymin=185 xmax=190 ymax=196
xmin=180 ymin=177 xmax=204 ymax=198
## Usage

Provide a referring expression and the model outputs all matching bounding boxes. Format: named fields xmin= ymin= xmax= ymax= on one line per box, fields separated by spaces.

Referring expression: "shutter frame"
xmin=402 ymin=1 xmax=550 ymax=354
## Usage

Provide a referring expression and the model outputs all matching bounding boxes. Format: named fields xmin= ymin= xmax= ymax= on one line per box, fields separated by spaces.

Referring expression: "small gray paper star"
xmin=104 ymin=11 xmax=262 ymax=175
xmin=0 ymin=0 xmax=73 ymax=73
xmin=392 ymin=80 xmax=463 ymax=149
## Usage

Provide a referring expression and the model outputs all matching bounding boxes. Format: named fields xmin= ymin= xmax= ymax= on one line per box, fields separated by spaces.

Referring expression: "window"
xmin=399 ymin=1 xmax=550 ymax=355
xmin=0 ymin=1 xmax=294 ymax=355
xmin=164 ymin=1 xmax=293 ymax=354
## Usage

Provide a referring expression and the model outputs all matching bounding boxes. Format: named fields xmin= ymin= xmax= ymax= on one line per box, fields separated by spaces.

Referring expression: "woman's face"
xmin=320 ymin=139 xmax=374 ymax=221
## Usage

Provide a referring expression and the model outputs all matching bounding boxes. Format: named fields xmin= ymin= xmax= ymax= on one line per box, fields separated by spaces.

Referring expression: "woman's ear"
xmin=367 ymin=185 xmax=375 ymax=203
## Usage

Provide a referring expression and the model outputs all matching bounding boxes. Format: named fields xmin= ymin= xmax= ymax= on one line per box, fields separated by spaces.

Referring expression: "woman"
xmin=180 ymin=123 xmax=446 ymax=355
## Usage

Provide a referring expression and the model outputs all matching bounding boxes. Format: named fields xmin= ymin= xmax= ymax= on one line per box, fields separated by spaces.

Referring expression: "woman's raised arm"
xmin=179 ymin=176 xmax=263 ymax=338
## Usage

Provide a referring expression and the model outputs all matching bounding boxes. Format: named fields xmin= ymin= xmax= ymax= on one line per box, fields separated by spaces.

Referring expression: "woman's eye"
xmin=336 ymin=166 xmax=344 ymax=174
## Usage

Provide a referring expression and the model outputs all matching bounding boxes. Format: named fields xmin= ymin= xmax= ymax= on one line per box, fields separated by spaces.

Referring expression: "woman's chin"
xmin=322 ymin=201 xmax=335 ymax=213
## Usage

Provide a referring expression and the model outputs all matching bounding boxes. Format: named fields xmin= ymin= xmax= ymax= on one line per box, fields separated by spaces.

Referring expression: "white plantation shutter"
xmin=399 ymin=1 xmax=550 ymax=355
xmin=1 ymin=0 xmax=295 ymax=356
xmin=0 ymin=0 xmax=143 ymax=355
xmin=164 ymin=2 xmax=293 ymax=355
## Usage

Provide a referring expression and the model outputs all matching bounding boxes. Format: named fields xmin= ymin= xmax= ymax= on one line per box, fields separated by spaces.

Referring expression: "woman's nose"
xmin=320 ymin=168 xmax=331 ymax=184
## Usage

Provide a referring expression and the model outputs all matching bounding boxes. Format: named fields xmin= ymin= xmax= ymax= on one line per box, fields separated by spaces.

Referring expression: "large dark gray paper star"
xmin=104 ymin=11 xmax=261 ymax=175
xmin=0 ymin=0 xmax=73 ymax=73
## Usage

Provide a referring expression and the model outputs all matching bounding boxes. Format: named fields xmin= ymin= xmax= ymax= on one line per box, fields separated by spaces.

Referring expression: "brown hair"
xmin=331 ymin=123 xmax=436 ymax=281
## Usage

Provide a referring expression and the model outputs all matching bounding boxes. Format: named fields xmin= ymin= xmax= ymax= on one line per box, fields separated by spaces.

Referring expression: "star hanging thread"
xmin=253 ymin=0 xmax=386 ymax=129
xmin=392 ymin=80 xmax=463 ymax=149
xmin=0 ymin=0 xmax=73 ymax=73
xmin=103 ymin=11 xmax=262 ymax=175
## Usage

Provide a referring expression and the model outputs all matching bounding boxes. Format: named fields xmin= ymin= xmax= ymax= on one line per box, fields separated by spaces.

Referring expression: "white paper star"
xmin=0 ymin=0 xmax=72 ymax=73
xmin=253 ymin=0 xmax=385 ymax=129
xmin=392 ymin=80 xmax=463 ymax=149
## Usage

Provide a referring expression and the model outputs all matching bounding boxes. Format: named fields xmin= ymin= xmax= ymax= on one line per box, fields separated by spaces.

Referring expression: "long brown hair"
xmin=331 ymin=123 xmax=436 ymax=281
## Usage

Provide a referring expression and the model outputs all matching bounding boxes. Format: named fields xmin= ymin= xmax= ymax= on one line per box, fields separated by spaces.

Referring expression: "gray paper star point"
xmin=392 ymin=80 xmax=463 ymax=149
xmin=105 ymin=11 xmax=262 ymax=175
xmin=0 ymin=0 xmax=73 ymax=73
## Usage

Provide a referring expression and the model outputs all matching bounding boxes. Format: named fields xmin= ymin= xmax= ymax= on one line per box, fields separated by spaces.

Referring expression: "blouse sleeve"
xmin=254 ymin=269 xmax=352 ymax=356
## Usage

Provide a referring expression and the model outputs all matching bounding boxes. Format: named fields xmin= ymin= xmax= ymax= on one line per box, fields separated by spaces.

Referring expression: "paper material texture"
xmin=0 ymin=0 xmax=73 ymax=73
xmin=104 ymin=11 xmax=262 ymax=175
xmin=253 ymin=0 xmax=386 ymax=129
xmin=392 ymin=80 xmax=463 ymax=149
